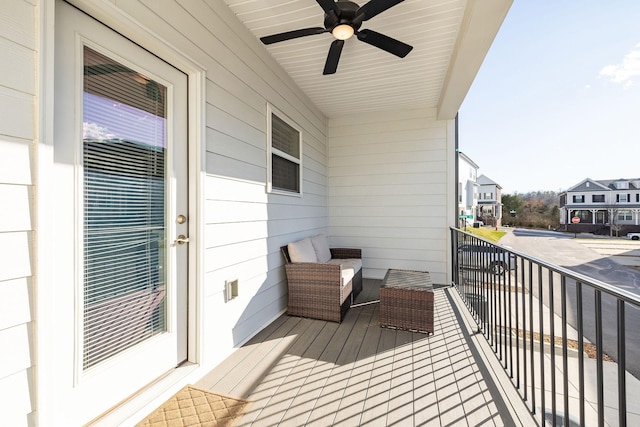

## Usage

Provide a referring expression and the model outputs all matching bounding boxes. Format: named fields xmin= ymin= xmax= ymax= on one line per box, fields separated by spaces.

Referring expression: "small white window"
xmin=618 ymin=211 xmax=633 ymax=221
xmin=616 ymin=181 xmax=629 ymax=190
xmin=267 ymin=105 xmax=302 ymax=195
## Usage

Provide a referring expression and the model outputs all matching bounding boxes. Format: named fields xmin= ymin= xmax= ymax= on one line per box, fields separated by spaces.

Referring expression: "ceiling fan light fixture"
xmin=332 ymin=24 xmax=354 ymax=40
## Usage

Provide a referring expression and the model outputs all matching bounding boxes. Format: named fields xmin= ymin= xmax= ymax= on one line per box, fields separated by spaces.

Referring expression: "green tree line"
xmin=501 ymin=191 xmax=560 ymax=229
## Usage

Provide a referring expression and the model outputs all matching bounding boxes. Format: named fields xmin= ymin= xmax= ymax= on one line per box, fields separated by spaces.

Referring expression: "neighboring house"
xmin=476 ymin=174 xmax=503 ymax=226
xmin=0 ymin=0 xmax=512 ymax=425
xmin=457 ymin=151 xmax=479 ymax=225
xmin=559 ymin=177 xmax=640 ymax=234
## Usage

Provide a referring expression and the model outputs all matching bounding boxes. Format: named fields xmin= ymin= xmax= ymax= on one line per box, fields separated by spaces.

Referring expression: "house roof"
xmin=567 ymin=178 xmax=640 ymax=192
xmin=458 ymin=151 xmax=479 ymax=169
xmin=477 ymin=174 xmax=502 ymax=188
xmin=222 ymin=0 xmax=513 ymax=119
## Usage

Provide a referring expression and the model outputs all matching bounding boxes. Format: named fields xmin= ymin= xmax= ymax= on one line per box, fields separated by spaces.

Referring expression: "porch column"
xmin=592 ymin=209 xmax=597 ymax=224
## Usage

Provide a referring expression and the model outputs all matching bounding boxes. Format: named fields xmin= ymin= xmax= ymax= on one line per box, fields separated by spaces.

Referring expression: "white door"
xmin=53 ymin=2 xmax=188 ymax=423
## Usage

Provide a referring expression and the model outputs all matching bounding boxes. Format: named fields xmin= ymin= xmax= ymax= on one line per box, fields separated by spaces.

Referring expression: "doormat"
xmin=136 ymin=385 xmax=251 ymax=427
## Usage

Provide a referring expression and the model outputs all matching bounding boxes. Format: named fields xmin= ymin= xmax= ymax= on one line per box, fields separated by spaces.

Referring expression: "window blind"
xmin=83 ymin=47 xmax=167 ymax=369
xmin=270 ymin=112 xmax=300 ymax=193
xmin=271 ymin=113 xmax=299 ymax=157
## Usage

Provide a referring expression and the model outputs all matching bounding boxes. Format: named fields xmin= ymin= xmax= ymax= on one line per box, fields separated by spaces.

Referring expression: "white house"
xmin=560 ymin=177 xmax=640 ymax=233
xmin=0 ymin=0 xmax=512 ymax=425
xmin=457 ymin=151 xmax=479 ymax=224
xmin=477 ymin=174 xmax=503 ymax=226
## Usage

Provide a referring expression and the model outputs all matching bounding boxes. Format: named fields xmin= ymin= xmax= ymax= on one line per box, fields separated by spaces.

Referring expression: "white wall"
xmin=0 ymin=0 xmax=37 ymax=425
xmin=457 ymin=154 xmax=478 ymax=215
xmin=328 ymin=108 xmax=455 ymax=285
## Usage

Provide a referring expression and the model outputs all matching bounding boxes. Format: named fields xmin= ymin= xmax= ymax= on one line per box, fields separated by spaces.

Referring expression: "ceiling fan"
xmin=260 ymin=0 xmax=413 ymax=75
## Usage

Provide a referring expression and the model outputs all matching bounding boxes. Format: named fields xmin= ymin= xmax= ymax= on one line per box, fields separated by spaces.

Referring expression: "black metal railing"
xmin=451 ymin=228 xmax=640 ymax=427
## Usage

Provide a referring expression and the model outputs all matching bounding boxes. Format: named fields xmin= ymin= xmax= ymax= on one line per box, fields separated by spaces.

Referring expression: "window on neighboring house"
xmin=617 ymin=194 xmax=630 ymax=203
xmin=618 ymin=211 xmax=633 ymax=221
xmin=573 ymin=195 xmax=585 ymax=203
xmin=268 ymin=106 xmax=301 ymax=194
xmin=592 ymin=194 xmax=605 ymax=203
xmin=616 ymin=181 xmax=629 ymax=190
xmin=637 ymin=194 xmax=639 ymax=203
xmin=575 ymin=210 xmax=590 ymax=221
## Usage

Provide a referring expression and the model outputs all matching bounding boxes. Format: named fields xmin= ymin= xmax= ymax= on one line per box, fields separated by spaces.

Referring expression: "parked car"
xmin=457 ymin=242 xmax=516 ymax=275
xmin=627 ymin=232 xmax=640 ymax=241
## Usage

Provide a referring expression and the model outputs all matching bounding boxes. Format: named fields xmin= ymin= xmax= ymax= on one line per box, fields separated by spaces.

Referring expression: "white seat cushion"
xmin=327 ymin=258 xmax=362 ymax=285
xmin=288 ymin=238 xmax=317 ymax=263
xmin=310 ymin=234 xmax=332 ymax=263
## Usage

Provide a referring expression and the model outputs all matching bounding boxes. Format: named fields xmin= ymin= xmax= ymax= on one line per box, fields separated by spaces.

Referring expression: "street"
xmin=499 ymin=228 xmax=640 ymax=379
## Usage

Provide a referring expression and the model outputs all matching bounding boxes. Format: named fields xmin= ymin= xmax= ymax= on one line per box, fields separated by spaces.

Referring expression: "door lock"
xmin=174 ymin=235 xmax=190 ymax=245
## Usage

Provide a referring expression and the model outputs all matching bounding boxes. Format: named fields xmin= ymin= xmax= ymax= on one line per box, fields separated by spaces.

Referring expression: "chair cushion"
xmin=288 ymin=238 xmax=317 ymax=263
xmin=310 ymin=234 xmax=332 ymax=263
xmin=327 ymin=258 xmax=362 ymax=285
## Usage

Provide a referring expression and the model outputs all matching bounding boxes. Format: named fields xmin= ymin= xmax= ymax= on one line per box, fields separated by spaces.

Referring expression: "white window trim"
xmin=266 ymin=104 xmax=303 ymax=196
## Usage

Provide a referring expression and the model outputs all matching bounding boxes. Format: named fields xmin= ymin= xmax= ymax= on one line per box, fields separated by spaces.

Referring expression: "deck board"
xmin=195 ymin=280 xmax=528 ymax=426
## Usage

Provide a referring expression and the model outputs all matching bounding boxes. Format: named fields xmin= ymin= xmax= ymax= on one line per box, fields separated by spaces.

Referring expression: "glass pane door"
xmin=83 ymin=47 xmax=168 ymax=369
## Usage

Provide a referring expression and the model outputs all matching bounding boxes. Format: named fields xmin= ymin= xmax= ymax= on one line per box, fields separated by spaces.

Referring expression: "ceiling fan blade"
xmin=353 ymin=0 xmax=404 ymax=25
xmin=316 ymin=0 xmax=340 ymax=15
xmin=260 ymin=27 xmax=327 ymax=45
xmin=356 ymin=29 xmax=412 ymax=58
xmin=323 ymin=40 xmax=344 ymax=75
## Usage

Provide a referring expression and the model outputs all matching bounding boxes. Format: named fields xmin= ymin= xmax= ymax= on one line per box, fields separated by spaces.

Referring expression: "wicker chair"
xmin=281 ymin=246 xmax=363 ymax=323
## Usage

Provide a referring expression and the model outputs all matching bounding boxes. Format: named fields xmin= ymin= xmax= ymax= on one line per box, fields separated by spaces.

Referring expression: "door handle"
xmin=174 ymin=235 xmax=190 ymax=245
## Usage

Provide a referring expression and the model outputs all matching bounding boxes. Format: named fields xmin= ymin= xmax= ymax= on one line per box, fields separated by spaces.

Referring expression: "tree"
xmin=501 ymin=194 xmax=524 ymax=226
xmin=501 ymin=191 xmax=561 ymax=229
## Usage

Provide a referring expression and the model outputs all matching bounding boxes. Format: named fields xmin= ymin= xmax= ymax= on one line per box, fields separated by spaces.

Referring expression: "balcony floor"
xmin=196 ymin=279 xmax=535 ymax=426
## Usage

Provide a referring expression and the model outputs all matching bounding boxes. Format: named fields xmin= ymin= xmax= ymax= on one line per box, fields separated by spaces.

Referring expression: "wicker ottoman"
xmin=379 ymin=269 xmax=434 ymax=334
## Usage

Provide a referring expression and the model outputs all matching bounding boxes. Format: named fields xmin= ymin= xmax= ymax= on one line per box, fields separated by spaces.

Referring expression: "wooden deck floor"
xmin=196 ymin=280 xmax=530 ymax=426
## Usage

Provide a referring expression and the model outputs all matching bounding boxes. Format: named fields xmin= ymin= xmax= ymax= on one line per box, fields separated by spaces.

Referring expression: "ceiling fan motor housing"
xmin=324 ymin=1 xmax=361 ymax=31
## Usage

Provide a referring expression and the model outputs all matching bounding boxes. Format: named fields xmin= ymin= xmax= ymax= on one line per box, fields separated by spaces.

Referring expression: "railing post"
xmin=538 ymin=265 xmax=545 ymax=423
xmin=617 ymin=300 xmax=627 ymax=427
xmin=577 ymin=282 xmax=585 ymax=427
xmin=529 ymin=260 xmax=536 ymax=414
xmin=549 ymin=270 xmax=556 ymax=426
xmin=595 ymin=290 xmax=604 ymax=427
xmin=561 ymin=277 xmax=569 ymax=427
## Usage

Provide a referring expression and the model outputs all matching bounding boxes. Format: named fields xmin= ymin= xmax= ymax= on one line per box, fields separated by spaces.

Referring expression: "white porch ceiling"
xmin=222 ymin=0 xmax=512 ymax=119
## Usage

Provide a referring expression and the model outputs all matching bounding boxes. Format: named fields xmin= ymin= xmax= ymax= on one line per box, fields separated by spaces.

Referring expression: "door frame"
xmin=37 ymin=0 xmax=205 ymax=424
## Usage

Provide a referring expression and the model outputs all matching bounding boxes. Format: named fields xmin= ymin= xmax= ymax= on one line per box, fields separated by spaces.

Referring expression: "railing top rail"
xmin=451 ymin=227 xmax=640 ymax=307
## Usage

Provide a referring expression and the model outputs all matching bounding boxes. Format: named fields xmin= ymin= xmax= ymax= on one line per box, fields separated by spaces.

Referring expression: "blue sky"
xmin=459 ymin=1 xmax=640 ymax=194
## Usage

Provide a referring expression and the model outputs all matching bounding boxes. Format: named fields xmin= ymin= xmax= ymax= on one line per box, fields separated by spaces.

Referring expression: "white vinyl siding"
xmin=328 ymin=108 xmax=452 ymax=284
xmin=0 ymin=0 xmax=36 ymax=425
